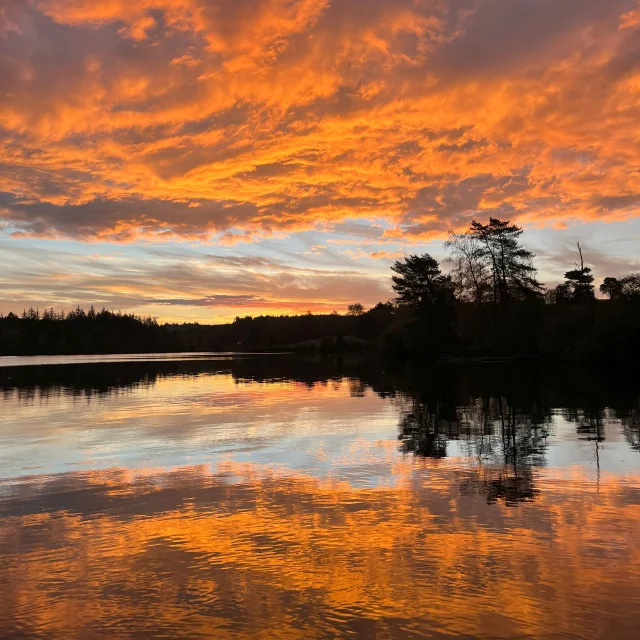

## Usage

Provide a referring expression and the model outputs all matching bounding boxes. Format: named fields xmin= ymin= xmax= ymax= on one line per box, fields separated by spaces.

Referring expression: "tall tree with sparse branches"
xmin=468 ymin=218 xmax=544 ymax=306
xmin=445 ymin=232 xmax=492 ymax=307
xmin=564 ymin=242 xmax=595 ymax=303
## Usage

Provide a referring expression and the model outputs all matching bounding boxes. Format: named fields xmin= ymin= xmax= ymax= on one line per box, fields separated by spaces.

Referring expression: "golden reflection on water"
xmin=1 ymin=459 xmax=639 ymax=639
xmin=0 ymin=359 xmax=639 ymax=639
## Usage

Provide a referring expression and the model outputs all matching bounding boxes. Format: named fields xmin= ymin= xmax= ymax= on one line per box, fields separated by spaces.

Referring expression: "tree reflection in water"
xmin=2 ymin=354 xmax=639 ymax=500
xmin=622 ymin=405 xmax=640 ymax=451
xmin=392 ymin=362 xmax=640 ymax=506
xmin=398 ymin=393 xmax=551 ymax=505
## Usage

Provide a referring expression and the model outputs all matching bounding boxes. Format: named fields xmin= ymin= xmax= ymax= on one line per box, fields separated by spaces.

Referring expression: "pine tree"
xmin=564 ymin=242 xmax=595 ymax=303
xmin=469 ymin=218 xmax=544 ymax=305
xmin=391 ymin=254 xmax=453 ymax=309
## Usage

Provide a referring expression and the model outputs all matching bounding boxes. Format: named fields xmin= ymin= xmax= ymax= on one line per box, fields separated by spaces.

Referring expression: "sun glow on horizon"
xmin=1 ymin=0 xmax=640 ymax=321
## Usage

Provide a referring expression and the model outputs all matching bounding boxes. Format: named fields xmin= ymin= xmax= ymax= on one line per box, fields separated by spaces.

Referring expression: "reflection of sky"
xmin=545 ymin=415 xmax=640 ymax=478
xmin=0 ymin=353 xmax=242 ymax=367
xmin=445 ymin=413 xmax=640 ymax=480
xmin=0 ymin=373 xmax=400 ymax=486
xmin=2 ymin=457 xmax=639 ymax=639
xmin=2 ymin=362 xmax=639 ymax=492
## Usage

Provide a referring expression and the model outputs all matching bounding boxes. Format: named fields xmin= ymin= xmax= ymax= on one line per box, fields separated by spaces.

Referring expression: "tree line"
xmin=1 ymin=217 xmax=639 ymax=359
xmin=389 ymin=218 xmax=639 ymax=309
xmin=0 ymin=306 xmax=178 ymax=355
xmin=369 ymin=217 xmax=640 ymax=361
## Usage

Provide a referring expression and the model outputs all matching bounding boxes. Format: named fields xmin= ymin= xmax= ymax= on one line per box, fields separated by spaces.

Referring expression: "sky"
xmin=1 ymin=0 xmax=640 ymax=323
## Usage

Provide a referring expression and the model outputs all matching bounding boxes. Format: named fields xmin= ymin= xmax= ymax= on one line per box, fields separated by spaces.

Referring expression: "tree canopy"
xmin=391 ymin=254 xmax=453 ymax=309
xmin=468 ymin=218 xmax=544 ymax=304
xmin=600 ymin=274 xmax=640 ymax=300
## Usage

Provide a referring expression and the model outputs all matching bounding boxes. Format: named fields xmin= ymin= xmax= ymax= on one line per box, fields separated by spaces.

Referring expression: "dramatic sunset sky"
xmin=1 ymin=0 xmax=640 ymax=322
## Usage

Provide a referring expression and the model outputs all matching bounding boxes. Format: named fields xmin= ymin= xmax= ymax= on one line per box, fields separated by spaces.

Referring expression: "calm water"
xmin=0 ymin=354 xmax=638 ymax=639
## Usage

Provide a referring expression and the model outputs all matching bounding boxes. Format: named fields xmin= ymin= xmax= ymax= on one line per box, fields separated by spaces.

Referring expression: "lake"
xmin=0 ymin=354 xmax=638 ymax=639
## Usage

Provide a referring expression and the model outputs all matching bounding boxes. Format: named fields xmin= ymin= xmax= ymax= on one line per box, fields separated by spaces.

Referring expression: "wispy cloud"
xmin=0 ymin=243 xmax=391 ymax=320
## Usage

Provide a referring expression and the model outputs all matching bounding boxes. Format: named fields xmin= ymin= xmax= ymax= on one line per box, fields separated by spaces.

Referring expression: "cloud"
xmin=342 ymin=248 xmax=405 ymax=261
xmin=0 ymin=0 xmax=638 ymax=246
xmin=0 ymin=243 xmax=391 ymax=320
xmin=369 ymin=250 xmax=404 ymax=260
xmin=620 ymin=4 xmax=640 ymax=29
xmin=170 ymin=52 xmax=202 ymax=69
xmin=0 ymin=192 xmax=259 ymax=242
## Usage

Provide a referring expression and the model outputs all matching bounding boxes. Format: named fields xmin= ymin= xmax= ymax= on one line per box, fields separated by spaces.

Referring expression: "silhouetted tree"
xmin=468 ymin=218 xmax=544 ymax=306
xmin=347 ymin=303 xmax=365 ymax=316
xmin=22 ymin=307 xmax=40 ymax=321
xmin=356 ymin=302 xmax=395 ymax=340
xmin=391 ymin=254 xmax=453 ymax=309
xmin=600 ymin=274 xmax=640 ymax=300
xmin=545 ymin=282 xmax=572 ymax=304
xmin=564 ymin=242 xmax=595 ymax=303
xmin=390 ymin=254 xmax=457 ymax=356
xmin=445 ymin=232 xmax=492 ymax=307
xmin=621 ymin=274 xmax=640 ymax=299
xmin=600 ymin=277 xmax=622 ymax=300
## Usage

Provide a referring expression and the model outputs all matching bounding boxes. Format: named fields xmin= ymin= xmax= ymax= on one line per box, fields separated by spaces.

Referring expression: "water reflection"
xmin=623 ymin=408 xmax=640 ymax=452
xmin=399 ymin=395 xmax=551 ymax=506
xmin=0 ymin=355 xmax=639 ymax=639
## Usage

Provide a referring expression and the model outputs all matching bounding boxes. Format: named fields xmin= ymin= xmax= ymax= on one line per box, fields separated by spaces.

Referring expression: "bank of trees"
xmin=2 ymin=217 xmax=639 ymax=360
xmin=0 ymin=303 xmax=398 ymax=356
xmin=600 ymin=274 xmax=640 ymax=300
xmin=0 ymin=307 xmax=178 ymax=355
xmin=382 ymin=218 xmax=640 ymax=361
xmin=399 ymin=218 xmax=609 ymax=311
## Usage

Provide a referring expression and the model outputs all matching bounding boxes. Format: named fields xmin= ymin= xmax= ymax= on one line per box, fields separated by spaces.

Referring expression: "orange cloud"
xmin=369 ymin=250 xmax=404 ymax=260
xmin=342 ymin=248 xmax=405 ymax=261
xmin=0 ymin=0 xmax=638 ymax=245
xmin=170 ymin=52 xmax=202 ymax=69
xmin=620 ymin=3 xmax=640 ymax=28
